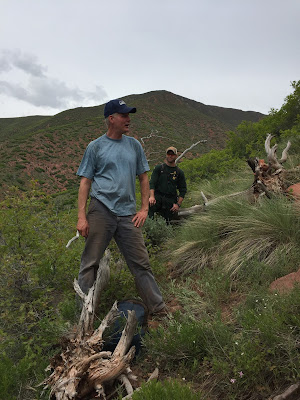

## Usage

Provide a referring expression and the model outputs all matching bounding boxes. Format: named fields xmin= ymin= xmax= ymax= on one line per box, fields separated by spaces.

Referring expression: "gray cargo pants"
xmin=78 ymin=197 xmax=165 ymax=314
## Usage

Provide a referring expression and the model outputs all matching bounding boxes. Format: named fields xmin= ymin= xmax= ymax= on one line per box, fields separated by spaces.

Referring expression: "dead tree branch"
xmin=175 ymin=140 xmax=207 ymax=164
xmin=178 ymin=189 xmax=252 ymax=217
xmin=140 ymin=129 xmax=169 ymax=146
xmin=75 ymin=250 xmax=111 ymax=338
xmin=248 ymin=134 xmax=295 ymax=198
xmin=121 ymin=368 xmax=159 ymax=400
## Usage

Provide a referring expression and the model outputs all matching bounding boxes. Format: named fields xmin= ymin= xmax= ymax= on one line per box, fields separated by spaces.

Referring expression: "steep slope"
xmin=0 ymin=90 xmax=264 ymax=198
xmin=0 ymin=115 xmax=50 ymax=141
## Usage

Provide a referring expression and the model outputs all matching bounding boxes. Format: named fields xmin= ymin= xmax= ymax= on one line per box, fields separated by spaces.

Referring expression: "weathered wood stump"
xmin=43 ymin=250 xmax=139 ymax=399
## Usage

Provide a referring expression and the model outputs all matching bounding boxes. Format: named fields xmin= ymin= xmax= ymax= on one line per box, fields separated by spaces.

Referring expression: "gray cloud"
xmin=1 ymin=1 xmax=299 ymax=117
xmin=0 ymin=49 xmax=46 ymax=77
xmin=0 ymin=50 xmax=107 ymax=109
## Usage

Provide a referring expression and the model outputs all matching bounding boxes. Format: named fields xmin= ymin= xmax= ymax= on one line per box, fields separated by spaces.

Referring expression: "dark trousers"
xmin=148 ymin=193 xmax=177 ymax=222
xmin=78 ymin=198 xmax=165 ymax=314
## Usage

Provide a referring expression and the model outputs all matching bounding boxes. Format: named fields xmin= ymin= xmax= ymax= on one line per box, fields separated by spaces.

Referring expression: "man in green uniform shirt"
xmin=149 ymin=147 xmax=187 ymax=222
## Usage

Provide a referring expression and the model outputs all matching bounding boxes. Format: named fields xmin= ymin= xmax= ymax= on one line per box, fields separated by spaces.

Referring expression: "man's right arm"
xmin=149 ymin=188 xmax=156 ymax=206
xmin=77 ymin=177 xmax=92 ymax=237
xmin=149 ymin=165 xmax=160 ymax=206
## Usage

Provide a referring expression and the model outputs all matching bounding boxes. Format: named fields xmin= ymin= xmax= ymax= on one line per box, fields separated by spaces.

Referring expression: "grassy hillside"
xmin=0 ymin=115 xmax=50 ymax=141
xmin=1 ymin=165 xmax=299 ymax=400
xmin=0 ymin=90 xmax=264 ymax=199
xmin=143 ymin=193 xmax=300 ymax=400
xmin=2 ymin=84 xmax=300 ymax=399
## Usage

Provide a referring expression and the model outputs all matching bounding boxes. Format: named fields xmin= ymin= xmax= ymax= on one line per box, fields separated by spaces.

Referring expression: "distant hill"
xmin=0 ymin=90 xmax=264 ymax=198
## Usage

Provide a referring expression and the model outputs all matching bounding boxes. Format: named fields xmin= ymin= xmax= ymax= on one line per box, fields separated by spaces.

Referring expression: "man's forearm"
xmin=132 ymin=173 xmax=149 ymax=228
xmin=78 ymin=178 xmax=91 ymax=219
xmin=177 ymin=196 xmax=184 ymax=206
xmin=139 ymin=173 xmax=150 ymax=211
xmin=77 ymin=178 xmax=91 ymax=237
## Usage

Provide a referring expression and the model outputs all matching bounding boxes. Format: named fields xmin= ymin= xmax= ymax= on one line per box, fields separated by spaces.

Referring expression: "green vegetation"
xmin=0 ymin=187 xmax=81 ymax=400
xmin=131 ymin=379 xmax=200 ymax=399
xmin=170 ymin=197 xmax=300 ymax=276
xmin=0 ymin=82 xmax=299 ymax=399
xmin=180 ymin=80 xmax=300 ymax=188
xmin=143 ymin=214 xmax=175 ymax=246
xmin=0 ymin=89 xmax=263 ymax=200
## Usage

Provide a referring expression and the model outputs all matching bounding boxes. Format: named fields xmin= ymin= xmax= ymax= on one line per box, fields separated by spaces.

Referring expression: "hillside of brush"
xmin=0 ymin=90 xmax=263 ymax=198
xmin=1 ymin=81 xmax=299 ymax=399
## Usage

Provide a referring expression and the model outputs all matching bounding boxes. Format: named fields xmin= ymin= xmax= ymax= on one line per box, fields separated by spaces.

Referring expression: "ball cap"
xmin=166 ymin=146 xmax=178 ymax=154
xmin=104 ymin=99 xmax=137 ymax=118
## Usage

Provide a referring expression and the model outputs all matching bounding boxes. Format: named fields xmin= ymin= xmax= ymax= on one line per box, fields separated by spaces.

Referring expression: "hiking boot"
xmin=147 ymin=308 xmax=169 ymax=329
xmin=151 ymin=306 xmax=170 ymax=320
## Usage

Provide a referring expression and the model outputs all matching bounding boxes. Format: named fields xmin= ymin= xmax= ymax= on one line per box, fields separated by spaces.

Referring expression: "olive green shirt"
xmin=149 ymin=163 xmax=187 ymax=199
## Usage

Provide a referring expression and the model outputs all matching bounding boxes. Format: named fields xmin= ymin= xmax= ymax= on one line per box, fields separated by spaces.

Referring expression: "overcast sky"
xmin=0 ymin=0 xmax=299 ymax=118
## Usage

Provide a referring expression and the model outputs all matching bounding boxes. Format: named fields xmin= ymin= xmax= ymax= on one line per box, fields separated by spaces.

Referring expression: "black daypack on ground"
xmin=102 ymin=299 xmax=148 ymax=356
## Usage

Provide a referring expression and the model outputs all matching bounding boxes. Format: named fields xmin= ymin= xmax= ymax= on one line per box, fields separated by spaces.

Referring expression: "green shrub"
xmin=35 ymin=167 xmax=45 ymax=173
xmin=144 ymin=314 xmax=233 ymax=371
xmin=143 ymin=215 xmax=174 ymax=246
xmin=208 ymin=288 xmax=300 ymax=397
xmin=131 ymin=379 xmax=200 ymax=400
xmin=180 ymin=148 xmax=243 ymax=182
xmin=225 ymin=80 xmax=300 ymax=160
xmin=15 ymin=163 xmax=26 ymax=170
xmin=0 ymin=354 xmax=19 ymax=400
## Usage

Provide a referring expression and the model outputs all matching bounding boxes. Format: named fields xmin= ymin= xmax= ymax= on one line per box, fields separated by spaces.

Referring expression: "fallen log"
xmin=272 ymin=382 xmax=300 ymax=400
xmin=43 ymin=250 xmax=139 ymax=400
xmin=178 ymin=189 xmax=252 ymax=218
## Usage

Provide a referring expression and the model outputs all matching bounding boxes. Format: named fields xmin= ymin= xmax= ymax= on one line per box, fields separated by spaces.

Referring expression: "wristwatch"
xmin=177 ymin=203 xmax=181 ymax=207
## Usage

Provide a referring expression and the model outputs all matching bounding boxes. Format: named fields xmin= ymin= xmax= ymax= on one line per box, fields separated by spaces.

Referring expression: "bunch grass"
xmin=170 ymin=195 xmax=300 ymax=277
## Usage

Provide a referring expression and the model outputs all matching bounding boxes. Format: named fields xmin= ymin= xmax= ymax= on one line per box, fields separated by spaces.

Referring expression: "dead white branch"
xmin=175 ymin=140 xmax=207 ymax=164
xmin=178 ymin=189 xmax=252 ymax=217
xmin=265 ymin=133 xmax=291 ymax=174
xmin=118 ymin=374 xmax=134 ymax=397
xmin=66 ymin=230 xmax=80 ymax=248
xmin=75 ymin=249 xmax=111 ymax=338
xmin=279 ymin=140 xmax=291 ymax=163
xmin=121 ymin=368 xmax=159 ymax=400
xmin=87 ymin=301 xmax=119 ymax=347
xmin=249 ymin=134 xmax=294 ymax=198
xmin=272 ymin=382 xmax=300 ymax=400
xmin=113 ymin=310 xmax=138 ymax=358
xmin=201 ymin=191 xmax=208 ymax=205
xmin=140 ymin=129 xmax=169 ymax=146
xmin=122 ymin=368 xmax=159 ymax=400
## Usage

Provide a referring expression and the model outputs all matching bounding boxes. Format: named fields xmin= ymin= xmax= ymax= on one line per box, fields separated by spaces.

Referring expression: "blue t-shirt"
xmin=77 ymin=134 xmax=149 ymax=216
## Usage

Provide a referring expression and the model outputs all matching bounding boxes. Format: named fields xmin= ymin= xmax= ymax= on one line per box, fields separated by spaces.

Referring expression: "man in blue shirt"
xmin=76 ymin=99 xmax=165 ymax=315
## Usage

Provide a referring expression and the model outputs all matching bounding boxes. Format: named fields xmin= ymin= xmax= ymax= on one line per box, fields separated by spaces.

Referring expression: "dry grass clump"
xmin=171 ymin=196 xmax=300 ymax=277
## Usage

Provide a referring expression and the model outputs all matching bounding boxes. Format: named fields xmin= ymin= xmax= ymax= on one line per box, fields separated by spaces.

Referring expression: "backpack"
xmin=159 ymin=163 xmax=181 ymax=197
xmin=160 ymin=163 xmax=180 ymax=178
xmin=102 ymin=299 xmax=148 ymax=356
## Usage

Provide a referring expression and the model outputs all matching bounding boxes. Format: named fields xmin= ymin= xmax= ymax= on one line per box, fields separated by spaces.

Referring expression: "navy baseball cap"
xmin=104 ymin=99 xmax=137 ymax=118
